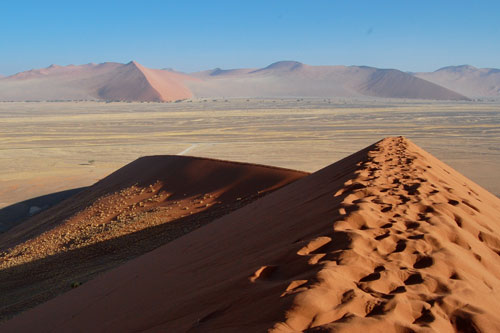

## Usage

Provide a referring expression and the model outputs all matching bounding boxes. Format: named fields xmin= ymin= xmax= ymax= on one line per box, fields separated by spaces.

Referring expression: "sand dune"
xmin=415 ymin=65 xmax=500 ymax=98
xmin=358 ymin=67 xmax=468 ymax=100
xmin=0 ymin=61 xmax=195 ymax=102
xmin=2 ymin=137 xmax=500 ymax=332
xmin=0 ymin=156 xmax=306 ymax=321
xmin=188 ymin=61 xmax=468 ymax=100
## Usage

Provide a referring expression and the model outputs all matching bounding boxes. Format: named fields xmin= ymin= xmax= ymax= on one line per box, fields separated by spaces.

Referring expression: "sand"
xmin=0 ymin=156 xmax=306 ymax=321
xmin=2 ymin=137 xmax=499 ymax=332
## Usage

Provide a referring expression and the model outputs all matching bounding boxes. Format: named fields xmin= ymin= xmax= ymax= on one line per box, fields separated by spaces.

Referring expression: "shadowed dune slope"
xmin=0 ymin=156 xmax=306 ymax=321
xmin=358 ymin=68 xmax=468 ymax=100
xmin=0 ymin=187 xmax=87 ymax=233
xmin=3 ymin=137 xmax=500 ymax=332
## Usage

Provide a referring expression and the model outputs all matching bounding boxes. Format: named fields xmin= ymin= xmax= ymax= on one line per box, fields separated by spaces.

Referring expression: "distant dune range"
xmin=2 ymin=137 xmax=500 ymax=332
xmin=189 ymin=61 xmax=467 ymax=100
xmin=5 ymin=60 xmax=500 ymax=101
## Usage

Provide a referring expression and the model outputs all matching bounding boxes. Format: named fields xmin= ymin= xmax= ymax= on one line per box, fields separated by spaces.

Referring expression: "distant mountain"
xmin=187 ymin=61 xmax=468 ymax=100
xmin=0 ymin=61 xmax=478 ymax=102
xmin=192 ymin=67 xmax=256 ymax=78
xmin=0 ymin=61 xmax=195 ymax=102
xmin=414 ymin=65 xmax=500 ymax=98
xmin=250 ymin=60 xmax=304 ymax=73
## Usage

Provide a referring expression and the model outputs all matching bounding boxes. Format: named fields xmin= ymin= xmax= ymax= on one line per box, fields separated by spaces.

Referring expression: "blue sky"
xmin=1 ymin=0 xmax=499 ymax=75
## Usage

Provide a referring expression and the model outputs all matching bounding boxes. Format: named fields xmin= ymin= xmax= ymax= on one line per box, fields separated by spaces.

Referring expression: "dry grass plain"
xmin=1 ymin=98 xmax=499 ymax=208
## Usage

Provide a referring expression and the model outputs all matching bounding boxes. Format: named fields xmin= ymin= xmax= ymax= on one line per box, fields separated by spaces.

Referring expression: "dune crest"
xmin=271 ymin=137 xmax=500 ymax=332
xmin=104 ymin=61 xmax=194 ymax=102
xmin=2 ymin=138 xmax=500 ymax=332
xmin=0 ymin=156 xmax=306 ymax=320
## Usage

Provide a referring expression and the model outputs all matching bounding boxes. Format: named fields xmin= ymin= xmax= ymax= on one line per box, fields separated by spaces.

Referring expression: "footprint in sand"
xmin=404 ymin=272 xmax=424 ymax=285
xmin=365 ymin=301 xmax=387 ymax=317
xmin=413 ymin=256 xmax=434 ymax=269
xmin=414 ymin=308 xmax=435 ymax=325
xmin=393 ymin=239 xmax=407 ymax=253
xmin=249 ymin=265 xmax=277 ymax=282
xmin=390 ymin=286 xmax=406 ymax=294
xmin=375 ymin=232 xmax=390 ymax=240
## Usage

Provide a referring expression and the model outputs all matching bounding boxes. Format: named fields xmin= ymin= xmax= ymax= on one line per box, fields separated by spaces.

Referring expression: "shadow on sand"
xmin=0 ymin=187 xmax=88 ymax=233
xmin=0 ymin=191 xmax=263 ymax=322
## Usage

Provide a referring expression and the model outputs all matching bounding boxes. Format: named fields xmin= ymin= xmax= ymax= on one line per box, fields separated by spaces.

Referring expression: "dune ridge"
xmin=271 ymin=137 xmax=500 ymax=332
xmin=2 ymin=137 xmax=499 ymax=332
xmin=0 ymin=155 xmax=307 ymax=321
xmin=100 ymin=61 xmax=194 ymax=102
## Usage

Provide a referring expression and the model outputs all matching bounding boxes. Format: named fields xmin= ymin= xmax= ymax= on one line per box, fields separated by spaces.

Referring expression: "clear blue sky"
xmin=1 ymin=0 xmax=499 ymax=75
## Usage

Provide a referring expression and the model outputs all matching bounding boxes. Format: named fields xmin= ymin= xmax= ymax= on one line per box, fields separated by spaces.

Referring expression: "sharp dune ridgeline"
xmin=6 ymin=60 xmax=500 ymax=101
xmin=2 ymin=137 xmax=500 ymax=332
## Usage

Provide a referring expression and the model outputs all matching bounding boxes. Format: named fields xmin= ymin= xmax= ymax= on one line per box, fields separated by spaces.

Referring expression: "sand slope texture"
xmin=0 ymin=156 xmax=307 ymax=321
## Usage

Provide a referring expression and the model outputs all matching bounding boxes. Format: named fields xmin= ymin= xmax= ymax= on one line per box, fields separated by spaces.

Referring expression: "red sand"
xmin=0 ymin=156 xmax=307 ymax=321
xmin=2 ymin=137 xmax=500 ymax=332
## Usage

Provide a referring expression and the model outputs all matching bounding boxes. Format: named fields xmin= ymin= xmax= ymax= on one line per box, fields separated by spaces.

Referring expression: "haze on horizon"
xmin=1 ymin=0 xmax=499 ymax=76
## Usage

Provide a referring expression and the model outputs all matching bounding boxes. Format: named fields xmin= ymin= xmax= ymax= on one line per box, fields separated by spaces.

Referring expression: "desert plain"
xmin=1 ymin=98 xmax=499 ymax=211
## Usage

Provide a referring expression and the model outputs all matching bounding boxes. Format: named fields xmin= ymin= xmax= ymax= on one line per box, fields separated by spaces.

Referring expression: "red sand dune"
xmin=2 ymin=137 xmax=500 ymax=332
xmin=0 ymin=61 xmax=196 ymax=102
xmin=0 ymin=156 xmax=307 ymax=321
xmin=97 ymin=61 xmax=194 ymax=102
